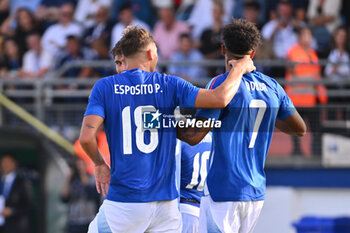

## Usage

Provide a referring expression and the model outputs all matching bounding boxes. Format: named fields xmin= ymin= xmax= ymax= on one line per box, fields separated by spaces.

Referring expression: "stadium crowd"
xmin=0 ymin=0 xmax=348 ymax=82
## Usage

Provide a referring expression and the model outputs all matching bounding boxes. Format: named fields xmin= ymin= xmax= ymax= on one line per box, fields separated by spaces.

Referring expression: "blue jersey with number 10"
xmin=180 ymin=133 xmax=212 ymax=206
xmin=84 ymin=68 xmax=200 ymax=203
xmin=196 ymin=71 xmax=295 ymax=202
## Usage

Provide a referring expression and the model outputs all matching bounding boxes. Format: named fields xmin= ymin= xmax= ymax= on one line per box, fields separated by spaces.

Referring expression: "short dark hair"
xmin=222 ymin=18 xmax=262 ymax=55
xmin=244 ymin=1 xmax=261 ymax=11
xmin=117 ymin=26 xmax=155 ymax=57
xmin=119 ymin=3 xmax=132 ymax=13
xmin=179 ymin=33 xmax=191 ymax=41
xmin=295 ymin=26 xmax=311 ymax=37
xmin=110 ymin=40 xmax=122 ymax=57
xmin=278 ymin=0 xmax=292 ymax=7
xmin=66 ymin=35 xmax=79 ymax=41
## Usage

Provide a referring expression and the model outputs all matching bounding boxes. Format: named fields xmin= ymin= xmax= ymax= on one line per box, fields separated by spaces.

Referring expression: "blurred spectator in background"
xmin=187 ymin=0 xmax=233 ymax=39
xmin=18 ymin=32 xmax=54 ymax=79
xmin=83 ymin=6 xmax=114 ymax=47
xmin=341 ymin=0 xmax=350 ymax=27
xmin=35 ymin=0 xmax=77 ymax=27
xmin=112 ymin=0 xmax=156 ymax=27
xmin=198 ymin=1 xmax=224 ymax=76
xmin=0 ymin=154 xmax=33 ymax=233
xmin=325 ymin=26 xmax=350 ymax=101
xmin=233 ymin=0 xmax=266 ymax=27
xmin=41 ymin=3 xmax=82 ymax=55
xmin=0 ymin=38 xmax=21 ymax=79
xmin=266 ymin=0 xmax=308 ymax=21
xmin=61 ymin=157 xmax=100 ymax=233
xmin=91 ymin=37 xmax=115 ymax=77
xmin=168 ymin=33 xmax=206 ymax=83
xmin=286 ymin=26 xmax=327 ymax=155
xmin=262 ymin=0 xmax=298 ymax=77
xmin=57 ymin=35 xmax=93 ymax=78
xmin=262 ymin=0 xmax=297 ymax=59
xmin=6 ymin=0 xmax=40 ymax=15
xmin=110 ymin=3 xmax=150 ymax=49
xmin=307 ymin=0 xmax=341 ymax=57
xmin=0 ymin=0 xmax=9 ymax=24
xmin=74 ymin=128 xmax=110 ymax=175
xmin=74 ymin=0 xmax=112 ymax=29
xmin=242 ymin=1 xmax=264 ymax=30
xmin=1 ymin=8 xmax=43 ymax=57
xmin=153 ymin=7 xmax=190 ymax=60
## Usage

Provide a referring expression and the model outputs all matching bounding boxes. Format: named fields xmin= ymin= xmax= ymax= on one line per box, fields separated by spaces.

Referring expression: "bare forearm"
xmin=194 ymin=66 xmax=244 ymax=108
xmin=275 ymin=120 xmax=296 ymax=135
xmin=80 ymin=115 xmax=105 ymax=165
xmin=214 ymin=66 xmax=244 ymax=105
xmin=80 ymin=137 xmax=105 ymax=165
xmin=177 ymin=118 xmax=211 ymax=145
xmin=275 ymin=117 xmax=306 ymax=136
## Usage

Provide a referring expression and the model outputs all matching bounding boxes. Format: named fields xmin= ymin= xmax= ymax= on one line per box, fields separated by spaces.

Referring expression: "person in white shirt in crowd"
xmin=261 ymin=0 xmax=298 ymax=59
xmin=41 ymin=3 xmax=83 ymax=55
xmin=110 ymin=3 xmax=150 ymax=49
xmin=19 ymin=32 xmax=54 ymax=79
xmin=74 ymin=0 xmax=112 ymax=29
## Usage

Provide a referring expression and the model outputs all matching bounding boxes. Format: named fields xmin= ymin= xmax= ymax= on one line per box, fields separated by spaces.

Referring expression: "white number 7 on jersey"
xmin=249 ymin=99 xmax=267 ymax=148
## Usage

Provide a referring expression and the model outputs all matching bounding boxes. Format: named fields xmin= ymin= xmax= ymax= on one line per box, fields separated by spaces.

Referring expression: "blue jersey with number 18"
xmin=196 ymin=71 xmax=295 ymax=202
xmin=84 ymin=68 xmax=200 ymax=203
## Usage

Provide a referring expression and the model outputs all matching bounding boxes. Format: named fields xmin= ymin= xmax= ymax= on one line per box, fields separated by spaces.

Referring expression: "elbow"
xmin=79 ymin=134 xmax=93 ymax=148
xmin=296 ymin=124 xmax=307 ymax=137
xmin=296 ymin=130 xmax=306 ymax=137
xmin=216 ymin=96 xmax=229 ymax=108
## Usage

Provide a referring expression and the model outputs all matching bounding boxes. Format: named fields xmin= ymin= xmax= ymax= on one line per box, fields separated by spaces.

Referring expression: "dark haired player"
xmin=79 ymin=26 xmax=255 ymax=232
xmin=178 ymin=19 xmax=306 ymax=233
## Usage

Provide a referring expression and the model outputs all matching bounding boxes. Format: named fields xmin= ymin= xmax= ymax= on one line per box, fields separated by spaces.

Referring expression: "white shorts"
xmin=181 ymin=213 xmax=199 ymax=233
xmin=199 ymin=195 xmax=264 ymax=233
xmin=180 ymin=203 xmax=200 ymax=233
xmin=88 ymin=199 xmax=182 ymax=233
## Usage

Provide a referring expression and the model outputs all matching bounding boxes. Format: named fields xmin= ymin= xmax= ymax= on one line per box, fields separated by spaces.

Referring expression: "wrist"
xmin=94 ymin=155 xmax=105 ymax=166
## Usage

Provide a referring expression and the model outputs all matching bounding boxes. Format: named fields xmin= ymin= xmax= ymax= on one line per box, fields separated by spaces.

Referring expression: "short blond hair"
xmin=117 ymin=26 xmax=155 ymax=57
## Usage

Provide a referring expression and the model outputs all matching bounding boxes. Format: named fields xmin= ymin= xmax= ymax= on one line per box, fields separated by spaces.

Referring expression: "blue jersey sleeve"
xmin=170 ymin=76 xmax=200 ymax=108
xmin=84 ymin=79 xmax=106 ymax=118
xmin=276 ymin=83 xmax=296 ymax=120
xmin=195 ymin=76 xmax=222 ymax=121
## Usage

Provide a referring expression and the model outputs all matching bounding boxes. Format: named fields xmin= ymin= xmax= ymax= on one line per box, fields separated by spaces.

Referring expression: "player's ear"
xmin=250 ymin=51 xmax=255 ymax=59
xmin=146 ymin=49 xmax=153 ymax=60
xmin=221 ymin=44 xmax=226 ymax=56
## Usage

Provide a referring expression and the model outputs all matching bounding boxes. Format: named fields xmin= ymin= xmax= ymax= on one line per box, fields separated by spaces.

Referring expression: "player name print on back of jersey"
xmin=244 ymin=80 xmax=268 ymax=92
xmin=84 ymin=68 xmax=201 ymax=202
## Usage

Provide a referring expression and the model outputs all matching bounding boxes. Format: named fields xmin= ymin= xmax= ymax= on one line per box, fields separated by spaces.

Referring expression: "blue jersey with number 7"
xmin=196 ymin=71 xmax=295 ymax=202
xmin=84 ymin=68 xmax=200 ymax=202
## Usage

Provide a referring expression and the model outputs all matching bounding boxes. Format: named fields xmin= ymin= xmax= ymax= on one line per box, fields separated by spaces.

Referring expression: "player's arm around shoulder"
xmin=177 ymin=116 xmax=212 ymax=146
xmin=194 ymin=56 xmax=255 ymax=109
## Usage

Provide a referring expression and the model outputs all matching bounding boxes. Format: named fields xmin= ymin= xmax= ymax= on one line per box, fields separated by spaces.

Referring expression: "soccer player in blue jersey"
xmin=112 ymin=41 xmax=127 ymax=74
xmin=79 ymin=26 xmax=255 ymax=233
xmin=179 ymin=131 xmax=212 ymax=233
xmin=177 ymin=19 xmax=307 ymax=233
